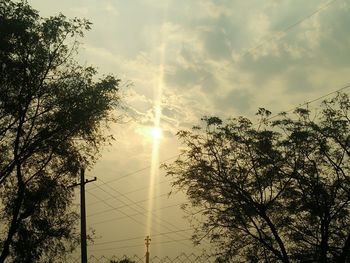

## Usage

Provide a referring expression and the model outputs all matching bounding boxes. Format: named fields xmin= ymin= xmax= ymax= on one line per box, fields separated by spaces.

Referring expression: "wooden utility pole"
xmin=80 ymin=168 xmax=87 ymax=263
xmin=145 ymin=235 xmax=151 ymax=263
xmin=70 ymin=168 xmax=96 ymax=263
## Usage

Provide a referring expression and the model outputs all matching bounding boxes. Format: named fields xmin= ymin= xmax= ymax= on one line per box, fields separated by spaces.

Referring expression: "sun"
xmin=150 ymin=127 xmax=162 ymax=140
xmin=135 ymin=126 xmax=163 ymax=143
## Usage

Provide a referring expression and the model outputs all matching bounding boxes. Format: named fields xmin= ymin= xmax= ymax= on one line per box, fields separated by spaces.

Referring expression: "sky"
xmin=27 ymin=0 xmax=350 ymax=260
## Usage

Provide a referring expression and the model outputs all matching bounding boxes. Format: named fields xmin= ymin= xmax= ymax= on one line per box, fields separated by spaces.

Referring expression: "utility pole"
xmin=145 ymin=235 xmax=151 ymax=263
xmin=70 ymin=168 xmax=96 ymax=263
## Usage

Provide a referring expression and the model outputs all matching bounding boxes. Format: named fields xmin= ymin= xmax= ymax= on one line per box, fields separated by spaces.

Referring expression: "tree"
xmin=0 ymin=1 xmax=121 ymax=262
xmin=110 ymin=258 xmax=136 ymax=263
xmin=164 ymin=93 xmax=350 ymax=262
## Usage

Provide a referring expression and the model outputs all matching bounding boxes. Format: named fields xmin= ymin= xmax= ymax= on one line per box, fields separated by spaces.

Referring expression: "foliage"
xmin=164 ymin=93 xmax=350 ymax=262
xmin=0 ymin=0 xmax=121 ymax=262
xmin=110 ymin=258 xmax=136 ymax=263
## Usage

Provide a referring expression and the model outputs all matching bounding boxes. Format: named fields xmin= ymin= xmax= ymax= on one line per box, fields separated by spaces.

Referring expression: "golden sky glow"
xmin=136 ymin=127 xmax=163 ymax=143
xmin=27 ymin=0 xmax=350 ymax=259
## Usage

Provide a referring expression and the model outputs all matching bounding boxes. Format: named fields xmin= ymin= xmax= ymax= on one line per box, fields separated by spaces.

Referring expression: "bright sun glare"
xmin=150 ymin=127 xmax=162 ymax=140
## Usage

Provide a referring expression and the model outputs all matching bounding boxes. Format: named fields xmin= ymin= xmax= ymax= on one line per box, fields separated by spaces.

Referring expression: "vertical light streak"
xmin=146 ymin=42 xmax=166 ymax=235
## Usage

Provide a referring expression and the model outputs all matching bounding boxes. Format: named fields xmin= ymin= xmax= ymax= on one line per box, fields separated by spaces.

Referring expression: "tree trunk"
xmin=337 ymin=234 xmax=350 ymax=263
xmin=320 ymin=219 xmax=329 ymax=263
xmin=0 ymin=126 xmax=25 ymax=263
xmin=0 ymin=185 xmax=24 ymax=263
xmin=261 ymin=212 xmax=290 ymax=263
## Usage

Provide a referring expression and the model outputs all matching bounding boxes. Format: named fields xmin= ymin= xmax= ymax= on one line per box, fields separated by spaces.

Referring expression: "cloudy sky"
xmin=28 ymin=0 xmax=350 ymax=260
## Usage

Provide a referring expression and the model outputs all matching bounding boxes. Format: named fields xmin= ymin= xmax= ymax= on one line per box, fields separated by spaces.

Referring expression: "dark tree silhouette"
xmin=0 ymin=1 xmax=121 ymax=262
xmin=164 ymin=93 xmax=350 ymax=262
xmin=110 ymin=258 xmax=136 ymax=263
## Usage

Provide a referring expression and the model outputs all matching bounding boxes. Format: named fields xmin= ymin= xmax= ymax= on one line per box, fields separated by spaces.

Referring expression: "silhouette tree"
xmin=164 ymin=93 xmax=350 ymax=262
xmin=0 ymin=1 xmax=121 ymax=262
xmin=110 ymin=258 xmax=136 ymax=263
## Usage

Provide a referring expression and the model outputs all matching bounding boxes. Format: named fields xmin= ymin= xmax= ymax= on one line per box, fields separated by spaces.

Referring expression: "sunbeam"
xmin=146 ymin=42 xmax=166 ymax=238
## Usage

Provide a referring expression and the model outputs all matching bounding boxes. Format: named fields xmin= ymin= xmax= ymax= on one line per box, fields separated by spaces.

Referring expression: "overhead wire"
xmin=90 ymin=181 xmax=208 ymax=248
xmin=86 ymin=189 xmax=203 ymax=252
xmin=88 ymin=154 xmax=179 ymax=189
xmin=95 ymin=180 xmax=190 ymax=235
xmin=89 ymin=238 xmax=199 ymax=252
xmin=87 ymin=178 xmax=172 ymax=207
xmin=252 ymin=82 xmax=350 ymax=125
xmin=90 ymin=228 xmax=193 ymax=246
xmin=91 ymin=203 xmax=182 ymax=226
xmin=86 ymin=190 xmax=148 ymax=228
xmin=86 ymin=192 xmax=169 ymax=218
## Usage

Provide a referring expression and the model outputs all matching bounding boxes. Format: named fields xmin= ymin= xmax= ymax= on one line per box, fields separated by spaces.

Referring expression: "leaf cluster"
xmin=0 ymin=1 xmax=121 ymax=261
xmin=164 ymin=93 xmax=350 ymax=262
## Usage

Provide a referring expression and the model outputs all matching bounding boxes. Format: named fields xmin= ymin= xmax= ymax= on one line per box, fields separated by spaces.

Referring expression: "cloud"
xmin=201 ymin=28 xmax=232 ymax=59
xmin=248 ymin=12 xmax=271 ymax=43
xmin=26 ymin=0 xmax=350 ymax=259
xmin=217 ymin=88 xmax=253 ymax=115
xmin=29 ymin=0 xmax=350 ymax=149
xmin=284 ymin=66 xmax=314 ymax=93
xmin=299 ymin=14 xmax=322 ymax=49
xmin=104 ymin=3 xmax=119 ymax=16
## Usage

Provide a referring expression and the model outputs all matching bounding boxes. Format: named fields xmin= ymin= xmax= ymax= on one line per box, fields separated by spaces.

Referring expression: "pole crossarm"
xmin=68 ymin=177 xmax=97 ymax=189
xmin=145 ymin=236 xmax=151 ymax=263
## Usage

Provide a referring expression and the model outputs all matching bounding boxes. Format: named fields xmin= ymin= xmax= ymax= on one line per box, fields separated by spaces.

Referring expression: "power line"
xmin=86 ymin=192 xmax=169 ymax=218
xmin=297 ymin=83 xmax=350 ymax=106
xmin=90 ymin=228 xmax=193 ymax=246
xmin=86 ymin=189 xmax=202 ymax=251
xmin=91 ymin=203 xmax=182 ymax=226
xmin=87 ymin=154 xmax=179 ymax=189
xmin=255 ymin=82 xmax=350 ymax=125
xmin=92 ymin=181 xmax=202 ymax=244
xmin=87 ymin=179 xmax=172 ymax=207
xmin=89 ymin=238 xmax=196 ymax=252
xmin=87 ymin=190 xmax=148 ymax=227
